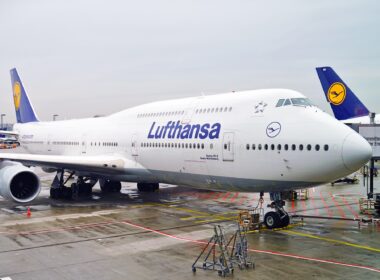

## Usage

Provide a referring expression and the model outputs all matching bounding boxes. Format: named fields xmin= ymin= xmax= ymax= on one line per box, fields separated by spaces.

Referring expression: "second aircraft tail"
xmin=10 ymin=68 xmax=39 ymax=123
xmin=316 ymin=66 xmax=369 ymax=121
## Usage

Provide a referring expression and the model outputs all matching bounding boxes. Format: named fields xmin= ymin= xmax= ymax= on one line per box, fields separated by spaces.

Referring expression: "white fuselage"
xmin=13 ymin=89 xmax=372 ymax=192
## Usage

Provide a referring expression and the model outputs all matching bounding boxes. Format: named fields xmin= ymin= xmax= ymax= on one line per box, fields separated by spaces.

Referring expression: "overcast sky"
xmin=0 ymin=0 xmax=379 ymax=122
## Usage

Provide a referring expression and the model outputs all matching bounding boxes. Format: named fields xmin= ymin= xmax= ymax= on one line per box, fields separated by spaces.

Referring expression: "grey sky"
xmin=0 ymin=0 xmax=379 ymax=122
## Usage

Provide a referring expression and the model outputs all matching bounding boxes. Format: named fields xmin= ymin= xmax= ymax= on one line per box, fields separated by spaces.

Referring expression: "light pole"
xmin=1 ymin=114 xmax=6 ymax=130
xmin=53 ymin=114 xmax=59 ymax=121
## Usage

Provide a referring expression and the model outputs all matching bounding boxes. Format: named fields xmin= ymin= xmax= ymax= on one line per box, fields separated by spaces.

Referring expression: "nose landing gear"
xmin=263 ymin=192 xmax=290 ymax=229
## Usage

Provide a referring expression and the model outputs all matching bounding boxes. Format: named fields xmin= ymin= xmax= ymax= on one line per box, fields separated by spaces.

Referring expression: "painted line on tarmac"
xmin=282 ymin=229 xmax=380 ymax=253
xmin=319 ymin=191 xmax=333 ymax=217
xmin=329 ymin=192 xmax=347 ymax=219
xmin=340 ymin=197 xmax=359 ymax=219
xmin=122 ymin=220 xmax=380 ymax=274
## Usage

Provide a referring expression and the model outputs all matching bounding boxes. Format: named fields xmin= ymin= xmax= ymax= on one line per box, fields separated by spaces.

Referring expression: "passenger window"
xmin=292 ymin=144 xmax=296 ymax=151
xmin=284 ymin=99 xmax=292 ymax=106
xmin=258 ymin=144 xmax=262 ymax=150
xmin=277 ymin=144 xmax=281 ymax=150
xmin=224 ymin=144 xmax=227 ymax=150
xmin=307 ymin=144 xmax=311 ymax=151
xmin=211 ymin=108 xmax=215 ymax=113
xmin=299 ymin=144 xmax=304 ymax=151
xmin=201 ymin=143 xmax=204 ymax=149
xmin=271 ymin=144 xmax=275 ymax=150
xmin=246 ymin=144 xmax=250 ymax=150
xmin=324 ymin=144 xmax=329 ymax=151
xmin=264 ymin=144 xmax=268 ymax=150
xmin=252 ymin=144 xmax=256 ymax=150
xmin=315 ymin=144 xmax=320 ymax=151
xmin=210 ymin=143 xmax=213 ymax=149
xmin=284 ymin=144 xmax=288 ymax=151
xmin=276 ymin=99 xmax=285 ymax=107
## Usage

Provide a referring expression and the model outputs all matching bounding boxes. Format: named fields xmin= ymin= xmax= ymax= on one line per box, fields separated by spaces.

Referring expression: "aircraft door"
xmin=131 ymin=134 xmax=138 ymax=156
xmin=222 ymin=132 xmax=234 ymax=161
xmin=47 ymin=134 xmax=52 ymax=152
xmin=81 ymin=135 xmax=87 ymax=154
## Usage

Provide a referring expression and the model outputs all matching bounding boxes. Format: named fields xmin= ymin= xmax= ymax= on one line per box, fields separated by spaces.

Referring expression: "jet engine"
xmin=0 ymin=162 xmax=40 ymax=203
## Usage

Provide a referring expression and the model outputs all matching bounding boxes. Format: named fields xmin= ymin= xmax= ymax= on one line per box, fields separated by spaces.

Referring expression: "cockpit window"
xmin=276 ymin=99 xmax=285 ymax=107
xmin=291 ymin=98 xmax=314 ymax=107
xmin=276 ymin=98 xmax=314 ymax=108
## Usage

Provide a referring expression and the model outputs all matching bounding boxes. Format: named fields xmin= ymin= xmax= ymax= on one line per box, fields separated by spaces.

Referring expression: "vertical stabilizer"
xmin=10 ymin=68 xmax=39 ymax=123
xmin=316 ymin=66 xmax=369 ymax=121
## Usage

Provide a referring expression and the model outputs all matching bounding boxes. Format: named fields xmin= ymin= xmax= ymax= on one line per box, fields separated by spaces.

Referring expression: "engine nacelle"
xmin=0 ymin=162 xmax=41 ymax=203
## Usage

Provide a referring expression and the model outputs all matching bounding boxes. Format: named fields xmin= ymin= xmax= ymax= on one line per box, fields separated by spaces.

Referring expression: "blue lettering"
xmin=199 ymin=123 xmax=210 ymax=139
xmin=209 ymin=123 xmax=221 ymax=139
xmin=147 ymin=120 xmax=221 ymax=140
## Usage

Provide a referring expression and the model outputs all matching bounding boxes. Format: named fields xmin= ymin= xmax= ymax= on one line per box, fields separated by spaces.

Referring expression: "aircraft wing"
xmin=0 ymin=153 xmax=147 ymax=176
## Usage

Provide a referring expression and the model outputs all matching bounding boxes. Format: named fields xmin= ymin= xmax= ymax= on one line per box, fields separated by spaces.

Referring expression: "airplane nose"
xmin=342 ymin=132 xmax=372 ymax=172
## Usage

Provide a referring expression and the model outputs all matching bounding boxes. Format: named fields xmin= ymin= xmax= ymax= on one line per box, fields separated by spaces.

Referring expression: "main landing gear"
xmin=137 ymin=182 xmax=159 ymax=192
xmin=263 ymin=192 xmax=290 ymax=229
xmin=50 ymin=169 xmax=100 ymax=200
xmin=99 ymin=179 xmax=122 ymax=193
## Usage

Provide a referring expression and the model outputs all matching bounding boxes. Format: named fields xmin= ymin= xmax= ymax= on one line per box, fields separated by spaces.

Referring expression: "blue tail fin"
xmin=10 ymin=68 xmax=39 ymax=123
xmin=316 ymin=66 xmax=369 ymax=121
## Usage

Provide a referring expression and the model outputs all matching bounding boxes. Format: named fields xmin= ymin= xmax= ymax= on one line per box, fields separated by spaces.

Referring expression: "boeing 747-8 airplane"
xmin=0 ymin=68 xmax=372 ymax=228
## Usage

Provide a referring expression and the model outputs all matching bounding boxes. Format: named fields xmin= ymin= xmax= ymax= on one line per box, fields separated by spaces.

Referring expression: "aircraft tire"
xmin=137 ymin=183 xmax=159 ymax=192
xmin=264 ymin=212 xmax=280 ymax=229
xmin=281 ymin=215 xmax=290 ymax=227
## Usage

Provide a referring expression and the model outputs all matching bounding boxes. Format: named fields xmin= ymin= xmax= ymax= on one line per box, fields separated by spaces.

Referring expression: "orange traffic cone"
xmin=26 ymin=207 xmax=31 ymax=218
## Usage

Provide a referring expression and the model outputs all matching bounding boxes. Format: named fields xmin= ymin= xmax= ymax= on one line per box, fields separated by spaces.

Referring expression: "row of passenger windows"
xmin=137 ymin=106 xmax=233 ymax=118
xmin=138 ymin=111 xmax=185 ymax=118
xmin=141 ymin=142 xmax=214 ymax=150
xmin=52 ymin=141 xmax=118 ymax=147
xmin=90 ymin=142 xmax=119 ymax=147
xmin=246 ymin=143 xmax=329 ymax=151
xmin=53 ymin=141 xmax=80 ymax=146
xmin=195 ymin=107 xmax=232 ymax=114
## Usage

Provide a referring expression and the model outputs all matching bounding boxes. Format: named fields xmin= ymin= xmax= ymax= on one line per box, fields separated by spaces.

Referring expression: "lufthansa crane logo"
xmin=327 ymin=82 xmax=346 ymax=105
xmin=266 ymin=122 xmax=281 ymax=138
xmin=13 ymin=82 xmax=21 ymax=110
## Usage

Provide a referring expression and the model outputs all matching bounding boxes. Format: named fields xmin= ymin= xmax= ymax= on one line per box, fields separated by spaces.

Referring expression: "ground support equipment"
xmin=192 ymin=225 xmax=234 ymax=277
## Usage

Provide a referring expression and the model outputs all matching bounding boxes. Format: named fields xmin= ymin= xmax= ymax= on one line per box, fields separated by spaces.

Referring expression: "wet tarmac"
xmin=0 ymin=169 xmax=379 ymax=280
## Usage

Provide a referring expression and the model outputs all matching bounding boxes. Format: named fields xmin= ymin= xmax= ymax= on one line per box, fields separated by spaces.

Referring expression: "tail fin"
xmin=10 ymin=68 xmax=39 ymax=123
xmin=316 ymin=66 xmax=369 ymax=121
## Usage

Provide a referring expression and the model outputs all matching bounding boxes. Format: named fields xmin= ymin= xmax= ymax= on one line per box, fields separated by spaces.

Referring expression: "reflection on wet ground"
xmin=0 ymin=172 xmax=379 ymax=280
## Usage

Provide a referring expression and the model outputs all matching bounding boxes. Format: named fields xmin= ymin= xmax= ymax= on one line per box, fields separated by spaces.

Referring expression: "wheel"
xmin=100 ymin=179 xmax=121 ymax=193
xmin=281 ymin=214 xmax=290 ymax=227
xmin=192 ymin=267 xmax=196 ymax=273
xmin=111 ymin=181 xmax=122 ymax=192
xmin=264 ymin=212 xmax=281 ymax=229
xmin=137 ymin=183 xmax=159 ymax=192
xmin=50 ymin=188 xmax=61 ymax=199
xmin=71 ymin=183 xmax=80 ymax=200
